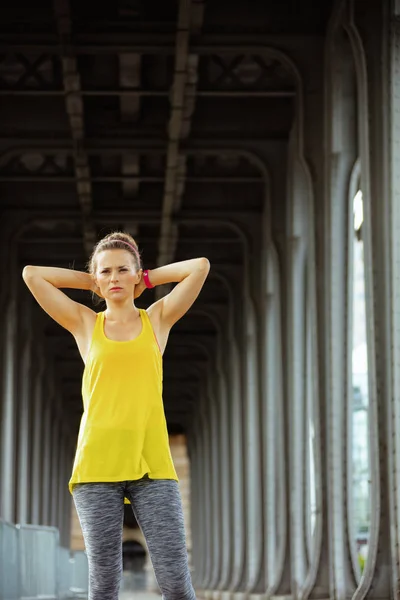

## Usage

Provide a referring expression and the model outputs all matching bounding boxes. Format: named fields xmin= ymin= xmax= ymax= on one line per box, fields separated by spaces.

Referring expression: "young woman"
xmin=22 ymin=231 xmax=210 ymax=600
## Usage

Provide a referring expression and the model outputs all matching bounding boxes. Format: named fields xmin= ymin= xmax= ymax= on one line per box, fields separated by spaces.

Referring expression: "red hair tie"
xmin=143 ymin=270 xmax=154 ymax=289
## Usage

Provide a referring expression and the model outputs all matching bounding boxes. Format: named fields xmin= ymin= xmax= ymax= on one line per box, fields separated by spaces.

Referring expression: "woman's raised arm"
xmin=146 ymin=257 xmax=210 ymax=328
xmin=22 ymin=266 xmax=95 ymax=334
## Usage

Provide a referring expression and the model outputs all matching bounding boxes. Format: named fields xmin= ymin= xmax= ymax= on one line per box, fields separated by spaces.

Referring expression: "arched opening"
xmin=350 ymin=188 xmax=371 ymax=574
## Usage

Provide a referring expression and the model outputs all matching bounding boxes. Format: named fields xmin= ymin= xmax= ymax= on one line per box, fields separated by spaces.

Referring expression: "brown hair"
xmin=88 ymin=231 xmax=142 ymax=275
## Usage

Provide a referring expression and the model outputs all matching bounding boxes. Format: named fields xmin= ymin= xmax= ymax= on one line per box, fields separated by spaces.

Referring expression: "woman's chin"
xmin=105 ymin=291 xmax=130 ymax=302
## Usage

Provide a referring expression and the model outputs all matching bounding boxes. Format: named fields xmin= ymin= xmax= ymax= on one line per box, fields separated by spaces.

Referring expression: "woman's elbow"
xmin=197 ymin=257 xmax=210 ymax=273
xmin=22 ymin=265 xmax=36 ymax=281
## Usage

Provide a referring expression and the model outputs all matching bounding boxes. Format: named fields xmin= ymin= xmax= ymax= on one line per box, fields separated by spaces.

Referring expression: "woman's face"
xmin=94 ymin=249 xmax=141 ymax=300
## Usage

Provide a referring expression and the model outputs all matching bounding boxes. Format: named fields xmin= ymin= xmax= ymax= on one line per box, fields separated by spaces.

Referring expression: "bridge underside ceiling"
xmin=0 ymin=0 xmax=331 ymax=434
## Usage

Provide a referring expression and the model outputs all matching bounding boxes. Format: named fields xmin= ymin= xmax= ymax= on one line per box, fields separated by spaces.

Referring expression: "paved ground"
xmin=120 ymin=593 xmax=161 ymax=600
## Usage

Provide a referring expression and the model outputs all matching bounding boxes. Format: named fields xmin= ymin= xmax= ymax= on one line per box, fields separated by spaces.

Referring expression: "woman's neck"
xmin=104 ymin=300 xmax=139 ymax=322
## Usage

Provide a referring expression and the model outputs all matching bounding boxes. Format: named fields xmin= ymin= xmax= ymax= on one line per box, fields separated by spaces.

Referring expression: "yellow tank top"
xmin=69 ymin=308 xmax=178 ymax=503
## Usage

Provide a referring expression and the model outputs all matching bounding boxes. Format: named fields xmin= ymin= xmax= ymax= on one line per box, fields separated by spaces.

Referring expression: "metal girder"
xmin=0 ymin=141 xmax=271 ymax=163
xmin=0 ymin=32 xmax=319 ymax=54
xmin=53 ymin=0 xmax=96 ymax=255
xmin=0 ymin=175 xmax=263 ymax=183
xmin=18 ymin=236 xmax=243 ymax=246
xmin=119 ymin=51 xmax=141 ymax=201
xmin=0 ymin=88 xmax=295 ymax=98
xmin=156 ymin=0 xmax=205 ymax=296
xmin=0 ymin=48 xmax=295 ymax=97
xmin=13 ymin=213 xmax=256 ymax=231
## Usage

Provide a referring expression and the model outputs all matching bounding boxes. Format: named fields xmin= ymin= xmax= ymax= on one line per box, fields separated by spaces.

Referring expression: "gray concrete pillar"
xmin=189 ymin=424 xmax=200 ymax=587
xmin=50 ymin=413 xmax=61 ymax=527
xmin=285 ymin=122 xmax=316 ymax=593
xmin=58 ymin=430 xmax=66 ymax=544
xmin=228 ymin=313 xmax=246 ymax=595
xmin=16 ymin=299 xmax=34 ymax=525
xmin=0 ymin=298 xmax=18 ymax=523
xmin=65 ymin=455 xmax=73 ymax=548
xmin=262 ymin=245 xmax=286 ymax=594
xmin=208 ymin=370 xmax=222 ymax=593
xmin=60 ymin=437 xmax=72 ymax=547
xmin=286 ymin=236 xmax=307 ymax=589
xmin=243 ymin=291 xmax=264 ymax=593
xmin=386 ymin=5 xmax=400 ymax=594
xmin=215 ymin=347 xmax=232 ymax=594
xmin=30 ymin=355 xmax=45 ymax=524
xmin=41 ymin=385 xmax=53 ymax=525
xmin=350 ymin=1 xmax=398 ymax=596
xmin=211 ymin=275 xmax=236 ymax=596
xmin=196 ymin=413 xmax=207 ymax=589
xmin=200 ymin=389 xmax=213 ymax=591
xmin=324 ymin=8 xmax=360 ymax=596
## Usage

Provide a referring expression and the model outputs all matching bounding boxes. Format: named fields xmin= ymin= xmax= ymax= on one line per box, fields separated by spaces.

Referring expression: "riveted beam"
xmin=0 ymin=89 xmax=295 ymax=98
xmin=156 ymin=0 xmax=205 ymax=299
xmin=54 ymin=0 xmax=96 ymax=255
xmin=0 ymin=33 xmax=320 ymax=55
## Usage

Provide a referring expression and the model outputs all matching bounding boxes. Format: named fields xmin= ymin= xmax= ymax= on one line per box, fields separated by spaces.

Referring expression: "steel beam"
xmin=156 ymin=0 xmax=203 ymax=279
xmin=0 ymin=88 xmax=295 ymax=98
xmin=54 ymin=0 xmax=96 ymax=255
xmin=0 ymin=175 xmax=263 ymax=183
xmin=0 ymin=32 xmax=320 ymax=54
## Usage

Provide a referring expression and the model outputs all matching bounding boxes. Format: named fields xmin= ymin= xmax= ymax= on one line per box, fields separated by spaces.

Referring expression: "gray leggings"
xmin=72 ymin=477 xmax=196 ymax=600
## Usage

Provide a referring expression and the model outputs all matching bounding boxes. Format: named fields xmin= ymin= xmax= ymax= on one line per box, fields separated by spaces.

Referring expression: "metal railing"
xmin=0 ymin=519 xmax=88 ymax=600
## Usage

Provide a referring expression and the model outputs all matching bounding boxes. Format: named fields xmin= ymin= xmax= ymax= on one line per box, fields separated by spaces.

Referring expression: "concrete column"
xmin=286 ymin=236 xmax=308 ymax=589
xmin=63 ymin=442 xmax=73 ymax=548
xmin=50 ymin=414 xmax=61 ymax=527
xmin=215 ymin=346 xmax=232 ymax=594
xmin=65 ymin=446 xmax=74 ymax=549
xmin=285 ymin=120 xmax=316 ymax=594
xmin=188 ymin=428 xmax=199 ymax=586
xmin=64 ymin=485 xmax=73 ymax=549
xmin=58 ymin=430 xmax=66 ymax=544
xmin=324 ymin=9 xmax=360 ymax=596
xmin=41 ymin=384 xmax=53 ymax=525
xmin=30 ymin=355 xmax=45 ymax=524
xmin=194 ymin=412 xmax=207 ymax=589
xmin=208 ymin=370 xmax=222 ymax=594
xmin=228 ymin=308 xmax=246 ymax=596
xmin=211 ymin=275 xmax=236 ymax=596
xmin=262 ymin=246 xmax=286 ymax=594
xmin=387 ymin=5 xmax=400 ymax=594
xmin=201 ymin=389 xmax=213 ymax=592
xmin=350 ymin=1 xmax=398 ymax=596
xmin=0 ymin=298 xmax=18 ymax=523
xmin=243 ymin=288 xmax=264 ymax=594
xmin=16 ymin=298 xmax=34 ymax=525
